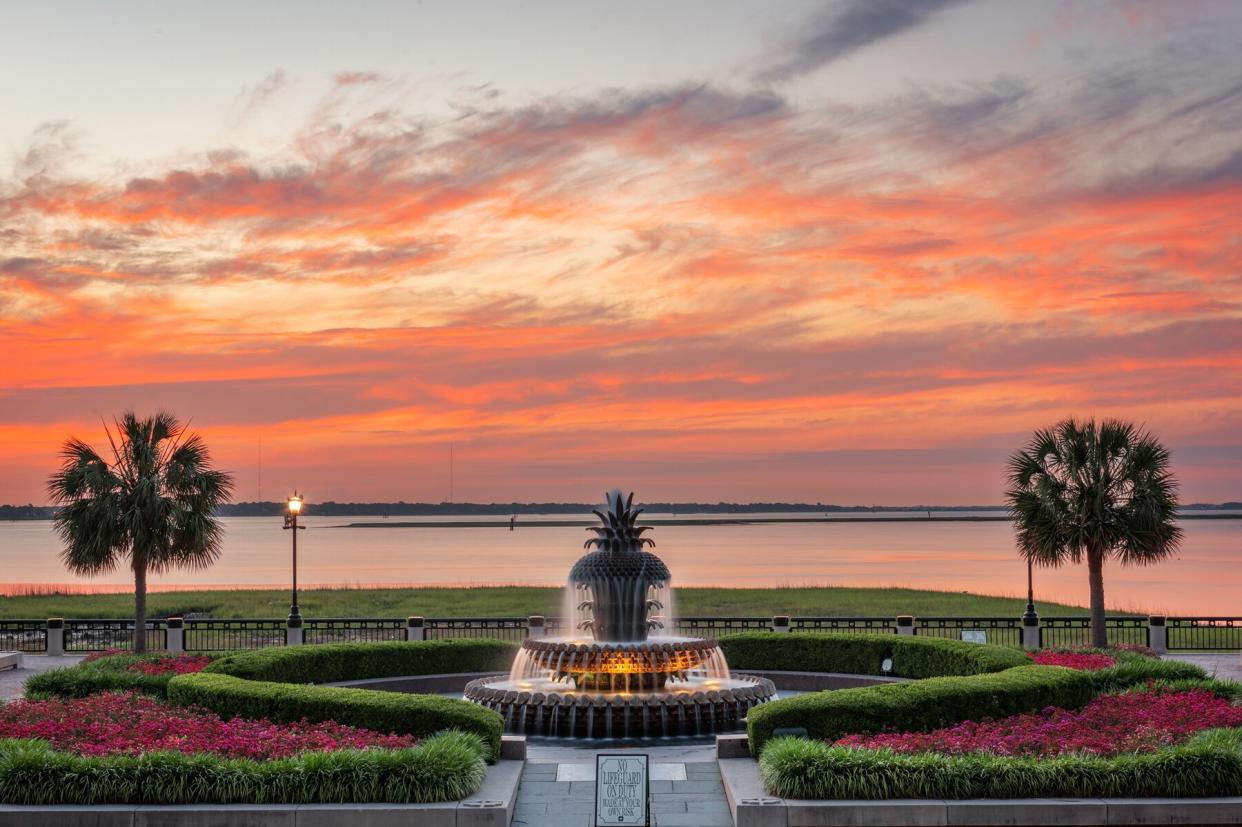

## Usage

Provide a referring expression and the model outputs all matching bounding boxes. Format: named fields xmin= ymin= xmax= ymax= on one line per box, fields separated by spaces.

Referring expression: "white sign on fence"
xmin=595 ymin=754 xmax=649 ymax=826
xmin=961 ymin=629 xmax=988 ymax=644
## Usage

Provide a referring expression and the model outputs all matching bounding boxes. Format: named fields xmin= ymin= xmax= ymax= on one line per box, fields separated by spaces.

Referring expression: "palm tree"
xmin=47 ymin=412 xmax=233 ymax=653
xmin=1005 ymin=418 xmax=1181 ymax=647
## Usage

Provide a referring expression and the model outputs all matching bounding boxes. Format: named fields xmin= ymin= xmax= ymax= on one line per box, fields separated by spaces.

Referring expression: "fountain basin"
xmin=463 ymin=672 xmax=776 ymax=739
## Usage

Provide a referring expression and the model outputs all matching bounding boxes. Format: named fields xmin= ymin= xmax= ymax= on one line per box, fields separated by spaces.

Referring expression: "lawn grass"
xmin=0 ymin=586 xmax=1095 ymax=619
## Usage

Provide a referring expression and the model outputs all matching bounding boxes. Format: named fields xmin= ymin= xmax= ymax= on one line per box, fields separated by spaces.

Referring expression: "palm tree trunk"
xmin=134 ymin=560 xmax=148 ymax=654
xmin=1087 ymin=549 xmax=1107 ymax=648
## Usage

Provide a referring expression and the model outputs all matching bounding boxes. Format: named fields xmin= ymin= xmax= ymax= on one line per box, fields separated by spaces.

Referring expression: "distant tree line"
xmin=3 ymin=500 xmax=1239 ymax=521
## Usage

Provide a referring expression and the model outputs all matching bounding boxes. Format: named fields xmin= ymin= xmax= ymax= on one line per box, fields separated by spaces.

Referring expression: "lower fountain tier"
xmin=517 ymin=635 xmax=721 ymax=676
xmin=463 ymin=674 xmax=777 ymax=739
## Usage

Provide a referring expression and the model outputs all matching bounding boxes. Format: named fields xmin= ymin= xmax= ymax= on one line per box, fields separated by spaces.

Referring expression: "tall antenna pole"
xmin=257 ymin=437 xmax=262 ymax=502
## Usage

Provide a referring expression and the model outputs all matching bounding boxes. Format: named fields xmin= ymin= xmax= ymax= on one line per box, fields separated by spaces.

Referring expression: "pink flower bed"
xmin=127 ymin=655 xmax=213 ymax=675
xmin=82 ymin=649 xmax=129 ymax=662
xmin=834 ymin=689 xmax=1242 ymax=757
xmin=1028 ymin=650 xmax=1116 ymax=670
xmin=0 ymin=692 xmax=416 ymax=759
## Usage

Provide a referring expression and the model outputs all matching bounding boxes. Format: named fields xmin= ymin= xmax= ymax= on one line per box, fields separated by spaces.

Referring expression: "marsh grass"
xmin=0 ymin=585 xmax=1095 ymax=620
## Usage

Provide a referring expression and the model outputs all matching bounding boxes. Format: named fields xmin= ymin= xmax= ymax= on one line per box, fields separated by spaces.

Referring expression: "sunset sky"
xmin=1 ymin=0 xmax=1240 ymax=506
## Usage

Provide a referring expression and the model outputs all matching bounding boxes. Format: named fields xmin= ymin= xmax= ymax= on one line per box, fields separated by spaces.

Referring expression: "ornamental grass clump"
xmin=0 ymin=691 xmax=415 ymax=760
xmin=833 ymin=688 xmax=1242 ymax=757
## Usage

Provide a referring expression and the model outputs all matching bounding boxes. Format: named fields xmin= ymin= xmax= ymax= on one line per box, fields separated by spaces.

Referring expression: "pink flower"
xmin=127 ymin=655 xmax=213 ymax=675
xmin=0 ymin=692 xmax=417 ymax=759
xmin=1028 ymin=650 xmax=1116 ymax=670
xmin=833 ymin=688 xmax=1242 ymax=757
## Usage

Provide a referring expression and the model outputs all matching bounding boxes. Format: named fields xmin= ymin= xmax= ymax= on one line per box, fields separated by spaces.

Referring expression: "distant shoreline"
xmin=337 ymin=513 xmax=1242 ymax=528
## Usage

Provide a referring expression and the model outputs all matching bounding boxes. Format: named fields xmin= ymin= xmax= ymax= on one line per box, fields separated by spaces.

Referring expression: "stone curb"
xmin=720 ymin=756 xmax=1242 ymax=827
xmin=0 ymin=758 xmax=523 ymax=827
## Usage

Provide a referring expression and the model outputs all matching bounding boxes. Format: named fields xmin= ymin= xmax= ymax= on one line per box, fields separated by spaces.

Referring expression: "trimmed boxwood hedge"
xmin=747 ymin=664 xmax=1095 ymax=756
xmin=740 ymin=636 xmax=1212 ymax=757
xmin=720 ymin=632 xmax=1029 ymax=678
xmin=759 ymin=728 xmax=1242 ymax=800
xmin=204 ymin=639 xmax=518 ymax=684
xmin=0 ymin=730 xmax=487 ymax=805
xmin=169 ymin=675 xmax=504 ymax=761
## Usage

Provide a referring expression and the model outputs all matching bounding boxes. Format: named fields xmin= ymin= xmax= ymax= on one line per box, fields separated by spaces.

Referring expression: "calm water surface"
xmin=1 ymin=513 xmax=1238 ymax=615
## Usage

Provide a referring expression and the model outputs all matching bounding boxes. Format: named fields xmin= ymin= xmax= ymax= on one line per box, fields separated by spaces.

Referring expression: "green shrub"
xmin=0 ymin=731 xmax=487 ymax=805
xmin=205 ymin=639 xmax=517 ymax=684
xmin=25 ymin=664 xmax=176 ymax=700
xmin=747 ymin=664 xmax=1094 ymax=756
xmin=759 ymin=729 xmax=1242 ymax=799
xmin=23 ymin=653 xmax=226 ymax=700
xmin=720 ymin=632 xmax=1028 ymax=678
xmin=1088 ymin=656 xmax=1207 ymax=692
xmin=168 ymin=672 xmax=503 ymax=760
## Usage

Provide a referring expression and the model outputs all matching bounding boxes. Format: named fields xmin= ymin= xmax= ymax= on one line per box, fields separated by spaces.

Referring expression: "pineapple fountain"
xmin=463 ymin=491 xmax=776 ymax=739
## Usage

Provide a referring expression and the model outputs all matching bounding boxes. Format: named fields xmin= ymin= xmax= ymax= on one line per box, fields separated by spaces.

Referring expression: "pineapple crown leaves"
xmin=583 ymin=490 xmax=655 ymax=551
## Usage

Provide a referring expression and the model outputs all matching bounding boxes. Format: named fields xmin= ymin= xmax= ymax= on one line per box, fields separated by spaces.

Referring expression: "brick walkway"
xmin=1165 ymin=652 xmax=1242 ymax=681
xmin=0 ymin=654 xmax=83 ymax=701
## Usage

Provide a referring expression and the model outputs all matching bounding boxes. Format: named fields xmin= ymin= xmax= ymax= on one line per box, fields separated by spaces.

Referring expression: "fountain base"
xmin=463 ymin=635 xmax=777 ymax=738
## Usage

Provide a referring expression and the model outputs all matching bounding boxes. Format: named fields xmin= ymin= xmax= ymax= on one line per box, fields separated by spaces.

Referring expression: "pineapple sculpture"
xmin=570 ymin=490 xmax=671 ymax=642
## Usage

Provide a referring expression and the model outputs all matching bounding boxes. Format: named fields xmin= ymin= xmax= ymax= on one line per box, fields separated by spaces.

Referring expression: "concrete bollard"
xmin=407 ymin=616 xmax=425 ymax=642
xmin=1022 ymin=614 xmax=1041 ymax=651
xmin=46 ymin=618 xmax=65 ymax=656
xmin=286 ymin=620 xmax=304 ymax=646
xmin=1148 ymin=616 xmax=1167 ymax=654
xmin=527 ymin=615 xmax=546 ymax=638
xmin=771 ymin=615 xmax=791 ymax=633
xmin=166 ymin=617 xmax=185 ymax=653
xmin=896 ymin=615 xmax=915 ymax=636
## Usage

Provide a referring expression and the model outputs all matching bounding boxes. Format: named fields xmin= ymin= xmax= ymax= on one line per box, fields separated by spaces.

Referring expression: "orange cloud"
xmin=1 ymin=79 xmax=1240 ymax=504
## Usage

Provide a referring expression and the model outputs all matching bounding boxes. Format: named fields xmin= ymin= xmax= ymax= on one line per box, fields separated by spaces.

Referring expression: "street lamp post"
xmin=1022 ymin=555 xmax=1037 ymax=624
xmin=283 ymin=493 xmax=305 ymax=626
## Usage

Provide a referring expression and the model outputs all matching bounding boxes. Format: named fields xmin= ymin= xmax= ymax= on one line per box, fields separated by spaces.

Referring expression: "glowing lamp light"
xmin=287 ymin=493 xmax=303 ymax=514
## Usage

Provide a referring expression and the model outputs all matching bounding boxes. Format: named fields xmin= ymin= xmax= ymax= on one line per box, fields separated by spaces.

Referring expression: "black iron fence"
xmin=1167 ymin=618 xmax=1242 ymax=651
xmin=915 ymin=617 xmax=1024 ymax=648
xmin=792 ymin=617 xmax=896 ymax=635
xmin=0 ymin=620 xmax=47 ymax=652
xmin=304 ymin=618 xmax=405 ymax=645
xmin=7 ymin=615 xmax=1241 ymax=652
xmin=1039 ymin=617 xmax=1150 ymax=649
xmin=64 ymin=619 xmax=167 ymax=652
xmin=671 ymin=617 xmax=773 ymax=637
xmin=185 ymin=619 xmax=285 ymax=651
xmin=424 ymin=617 xmax=529 ymax=642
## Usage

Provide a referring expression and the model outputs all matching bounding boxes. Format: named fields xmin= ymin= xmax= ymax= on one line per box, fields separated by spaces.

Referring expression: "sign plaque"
xmin=595 ymin=754 xmax=649 ymax=826
xmin=961 ymin=629 xmax=988 ymax=644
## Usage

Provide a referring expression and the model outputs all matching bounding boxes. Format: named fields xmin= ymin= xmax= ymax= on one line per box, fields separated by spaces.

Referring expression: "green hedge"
xmin=759 ymin=729 xmax=1242 ymax=799
xmin=0 ymin=731 xmax=487 ymax=805
xmin=748 ymin=664 xmax=1094 ymax=756
xmin=168 ymin=672 xmax=504 ymax=761
xmin=24 ymin=652 xmax=228 ymax=700
xmin=1088 ymin=656 xmax=1207 ymax=692
xmin=719 ymin=632 xmax=1029 ymax=678
xmin=205 ymin=639 xmax=518 ymax=684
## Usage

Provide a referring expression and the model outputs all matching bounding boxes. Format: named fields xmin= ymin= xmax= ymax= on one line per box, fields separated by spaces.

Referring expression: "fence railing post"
xmin=771 ymin=615 xmax=791 ymax=633
xmin=46 ymin=618 xmax=64 ymax=656
xmin=286 ymin=617 xmax=304 ymax=646
xmin=527 ymin=615 xmax=546 ymax=638
xmin=896 ymin=615 xmax=915 ymax=636
xmin=166 ymin=616 xmax=184 ymax=653
xmin=1022 ymin=613 xmax=1041 ymax=651
xmin=407 ymin=616 xmax=425 ymax=642
xmin=1148 ymin=616 xmax=1167 ymax=654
